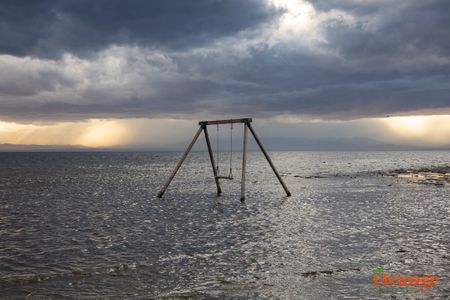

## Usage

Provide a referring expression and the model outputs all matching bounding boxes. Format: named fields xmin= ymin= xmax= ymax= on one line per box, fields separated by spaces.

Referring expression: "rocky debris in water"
xmin=372 ymin=166 xmax=450 ymax=186
xmin=301 ymin=267 xmax=361 ymax=278
xmin=111 ymin=262 xmax=136 ymax=271
xmin=217 ymin=278 xmax=234 ymax=284
xmin=0 ymin=262 xmax=137 ymax=285
xmin=375 ymin=166 xmax=450 ymax=176
xmin=72 ymin=270 xmax=91 ymax=277
xmin=293 ymin=175 xmax=327 ymax=179
xmin=158 ymin=291 xmax=208 ymax=299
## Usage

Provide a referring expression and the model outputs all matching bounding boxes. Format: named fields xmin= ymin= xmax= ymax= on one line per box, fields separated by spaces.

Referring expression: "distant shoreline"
xmin=1 ymin=149 xmax=449 ymax=153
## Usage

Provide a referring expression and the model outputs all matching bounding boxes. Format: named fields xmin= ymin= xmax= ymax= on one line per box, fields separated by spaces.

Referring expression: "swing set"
xmin=157 ymin=118 xmax=291 ymax=201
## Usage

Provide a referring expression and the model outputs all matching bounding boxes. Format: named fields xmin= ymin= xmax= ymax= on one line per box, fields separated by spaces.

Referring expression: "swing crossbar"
xmin=199 ymin=118 xmax=251 ymax=126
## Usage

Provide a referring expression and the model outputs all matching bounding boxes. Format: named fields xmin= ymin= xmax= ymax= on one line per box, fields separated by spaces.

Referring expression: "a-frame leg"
xmin=247 ymin=123 xmax=291 ymax=197
xmin=157 ymin=126 xmax=203 ymax=198
xmin=240 ymin=123 xmax=248 ymax=201
xmin=203 ymin=126 xmax=222 ymax=196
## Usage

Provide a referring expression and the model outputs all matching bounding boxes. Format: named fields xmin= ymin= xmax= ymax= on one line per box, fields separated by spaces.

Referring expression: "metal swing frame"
xmin=157 ymin=118 xmax=291 ymax=201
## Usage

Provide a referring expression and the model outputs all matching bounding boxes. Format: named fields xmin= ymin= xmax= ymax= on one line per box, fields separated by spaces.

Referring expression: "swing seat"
xmin=215 ymin=168 xmax=233 ymax=180
xmin=215 ymin=175 xmax=233 ymax=180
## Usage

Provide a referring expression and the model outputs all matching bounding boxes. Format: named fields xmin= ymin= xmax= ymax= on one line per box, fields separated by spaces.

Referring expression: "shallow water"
xmin=0 ymin=151 xmax=448 ymax=299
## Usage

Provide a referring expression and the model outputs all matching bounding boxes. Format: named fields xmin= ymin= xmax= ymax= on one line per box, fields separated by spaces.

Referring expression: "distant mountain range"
xmin=0 ymin=143 xmax=92 ymax=151
xmin=1 ymin=137 xmax=449 ymax=152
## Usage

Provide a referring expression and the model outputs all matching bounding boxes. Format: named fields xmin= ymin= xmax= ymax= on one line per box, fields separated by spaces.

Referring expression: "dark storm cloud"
xmin=0 ymin=0 xmax=449 ymax=122
xmin=214 ymin=43 xmax=450 ymax=118
xmin=300 ymin=0 xmax=450 ymax=117
xmin=0 ymin=0 xmax=278 ymax=58
xmin=313 ymin=0 xmax=450 ymax=60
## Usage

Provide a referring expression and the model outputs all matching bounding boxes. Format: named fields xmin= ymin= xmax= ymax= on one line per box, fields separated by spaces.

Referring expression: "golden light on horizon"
xmin=75 ymin=120 xmax=128 ymax=147
xmin=0 ymin=115 xmax=449 ymax=148
xmin=381 ymin=115 xmax=450 ymax=145
xmin=383 ymin=116 xmax=428 ymax=136
xmin=0 ymin=119 xmax=129 ymax=147
xmin=0 ymin=121 xmax=23 ymax=132
xmin=0 ymin=118 xmax=195 ymax=148
xmin=0 ymin=121 xmax=39 ymax=144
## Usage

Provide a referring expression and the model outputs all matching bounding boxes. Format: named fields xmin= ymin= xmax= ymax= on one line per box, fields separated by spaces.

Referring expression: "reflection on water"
xmin=0 ymin=151 xmax=448 ymax=298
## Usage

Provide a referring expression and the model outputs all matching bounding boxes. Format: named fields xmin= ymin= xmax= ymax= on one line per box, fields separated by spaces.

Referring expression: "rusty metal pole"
xmin=157 ymin=126 xmax=203 ymax=198
xmin=247 ymin=123 xmax=291 ymax=197
xmin=240 ymin=122 xmax=248 ymax=201
xmin=203 ymin=126 xmax=222 ymax=196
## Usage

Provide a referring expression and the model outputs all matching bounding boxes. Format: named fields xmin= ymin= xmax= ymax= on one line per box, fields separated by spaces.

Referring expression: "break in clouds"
xmin=0 ymin=0 xmax=449 ymax=122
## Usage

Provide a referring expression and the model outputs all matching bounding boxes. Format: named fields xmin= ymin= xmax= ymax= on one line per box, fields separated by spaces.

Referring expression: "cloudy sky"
xmin=0 ymin=0 xmax=449 ymax=149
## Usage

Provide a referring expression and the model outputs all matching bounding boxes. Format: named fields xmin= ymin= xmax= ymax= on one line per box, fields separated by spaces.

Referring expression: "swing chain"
xmin=216 ymin=124 xmax=219 ymax=173
xmin=229 ymin=120 xmax=233 ymax=179
xmin=215 ymin=120 xmax=233 ymax=180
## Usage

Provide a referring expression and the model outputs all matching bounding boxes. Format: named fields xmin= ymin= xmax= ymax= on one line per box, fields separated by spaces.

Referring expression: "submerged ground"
xmin=0 ymin=151 xmax=448 ymax=299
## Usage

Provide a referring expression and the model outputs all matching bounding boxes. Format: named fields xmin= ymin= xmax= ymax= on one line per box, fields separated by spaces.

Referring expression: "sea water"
xmin=0 ymin=151 xmax=448 ymax=298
